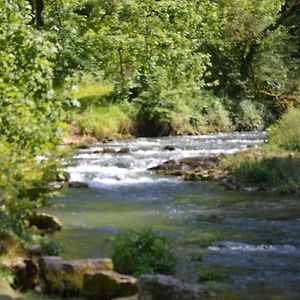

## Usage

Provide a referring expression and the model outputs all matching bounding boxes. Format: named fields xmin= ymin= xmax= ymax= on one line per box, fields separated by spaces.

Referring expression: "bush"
xmin=234 ymin=100 xmax=264 ymax=131
xmin=112 ymin=229 xmax=176 ymax=277
xmin=196 ymin=91 xmax=233 ymax=132
xmin=136 ymin=89 xmax=233 ymax=136
xmin=223 ymin=150 xmax=300 ymax=194
xmin=268 ymin=107 xmax=300 ymax=151
xmin=29 ymin=235 xmax=61 ymax=256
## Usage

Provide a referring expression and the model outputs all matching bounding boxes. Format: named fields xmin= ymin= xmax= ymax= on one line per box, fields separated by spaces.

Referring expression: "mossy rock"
xmin=82 ymin=270 xmax=137 ymax=300
xmin=28 ymin=214 xmax=62 ymax=233
xmin=38 ymin=256 xmax=113 ymax=296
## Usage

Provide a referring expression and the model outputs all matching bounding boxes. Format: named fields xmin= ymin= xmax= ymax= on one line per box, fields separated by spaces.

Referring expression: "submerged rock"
xmin=38 ymin=256 xmax=113 ymax=296
xmin=118 ymin=147 xmax=130 ymax=154
xmin=137 ymin=274 xmax=207 ymax=300
xmin=102 ymin=148 xmax=117 ymax=154
xmin=82 ymin=270 xmax=137 ymax=300
xmin=163 ymin=145 xmax=176 ymax=151
xmin=67 ymin=181 xmax=89 ymax=188
xmin=149 ymin=156 xmax=225 ymax=179
xmin=56 ymin=171 xmax=71 ymax=182
xmin=94 ymin=147 xmax=130 ymax=155
xmin=28 ymin=213 xmax=62 ymax=233
xmin=149 ymin=160 xmax=182 ymax=174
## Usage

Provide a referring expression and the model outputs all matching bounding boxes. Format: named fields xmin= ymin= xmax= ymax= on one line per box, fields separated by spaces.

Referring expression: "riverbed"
xmin=46 ymin=132 xmax=300 ymax=299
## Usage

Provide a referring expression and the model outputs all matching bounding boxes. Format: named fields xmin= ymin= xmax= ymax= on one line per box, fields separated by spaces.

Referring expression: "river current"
xmin=47 ymin=132 xmax=300 ymax=299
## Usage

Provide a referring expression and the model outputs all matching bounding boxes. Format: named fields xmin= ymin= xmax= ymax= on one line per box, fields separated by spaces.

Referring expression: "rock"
xmin=137 ymin=275 xmax=208 ymax=300
xmin=0 ymin=282 xmax=21 ymax=299
xmin=163 ymin=145 xmax=176 ymax=151
xmin=24 ymin=244 xmax=43 ymax=257
xmin=148 ymin=160 xmax=181 ymax=173
xmin=93 ymin=150 xmax=102 ymax=154
xmin=56 ymin=171 xmax=70 ymax=182
xmin=13 ymin=259 xmax=39 ymax=291
xmin=67 ymin=181 xmax=89 ymax=188
xmin=0 ymin=231 xmax=26 ymax=257
xmin=102 ymin=148 xmax=117 ymax=154
xmin=149 ymin=156 xmax=226 ymax=180
xmin=39 ymin=256 xmax=113 ymax=296
xmin=28 ymin=213 xmax=62 ymax=233
xmin=78 ymin=144 xmax=90 ymax=149
xmin=118 ymin=147 xmax=130 ymax=154
xmin=82 ymin=270 xmax=137 ymax=300
xmin=179 ymin=156 xmax=222 ymax=170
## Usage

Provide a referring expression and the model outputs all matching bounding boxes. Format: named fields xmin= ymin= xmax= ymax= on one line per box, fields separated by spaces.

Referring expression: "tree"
xmin=0 ymin=0 xmax=65 ymax=236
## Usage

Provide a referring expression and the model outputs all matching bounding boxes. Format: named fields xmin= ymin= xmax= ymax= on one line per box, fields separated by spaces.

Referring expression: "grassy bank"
xmin=66 ymin=82 xmax=268 ymax=144
xmin=222 ymin=107 xmax=300 ymax=194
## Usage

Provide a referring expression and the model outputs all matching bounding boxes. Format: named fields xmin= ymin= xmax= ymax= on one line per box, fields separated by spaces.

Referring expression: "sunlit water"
xmin=46 ymin=132 xmax=300 ymax=299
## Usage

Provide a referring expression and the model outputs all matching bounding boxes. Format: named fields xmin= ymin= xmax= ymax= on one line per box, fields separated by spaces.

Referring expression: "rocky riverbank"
xmin=148 ymin=149 xmax=300 ymax=194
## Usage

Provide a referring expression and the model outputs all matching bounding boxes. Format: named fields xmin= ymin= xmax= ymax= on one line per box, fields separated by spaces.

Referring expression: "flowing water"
xmin=47 ymin=132 xmax=300 ymax=299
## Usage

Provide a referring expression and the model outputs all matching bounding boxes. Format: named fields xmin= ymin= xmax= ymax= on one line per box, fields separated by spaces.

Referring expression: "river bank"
xmin=149 ymin=149 xmax=300 ymax=195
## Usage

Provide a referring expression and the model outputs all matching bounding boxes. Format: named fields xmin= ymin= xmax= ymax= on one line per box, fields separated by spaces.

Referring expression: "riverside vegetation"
xmin=0 ymin=0 xmax=300 ymax=299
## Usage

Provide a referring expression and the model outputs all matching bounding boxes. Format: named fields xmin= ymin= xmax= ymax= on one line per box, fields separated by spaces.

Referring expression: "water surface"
xmin=47 ymin=132 xmax=300 ymax=299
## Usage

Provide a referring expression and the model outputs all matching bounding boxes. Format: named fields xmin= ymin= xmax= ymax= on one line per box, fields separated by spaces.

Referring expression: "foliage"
xmin=0 ymin=144 xmax=61 ymax=236
xmin=0 ymin=0 xmax=65 ymax=238
xmin=198 ymin=266 xmax=226 ymax=282
xmin=234 ymin=100 xmax=264 ymax=130
xmin=29 ymin=234 xmax=61 ymax=256
xmin=39 ymin=0 xmax=299 ymax=132
xmin=112 ymin=229 xmax=176 ymax=277
xmin=268 ymin=107 xmax=300 ymax=151
xmin=43 ymin=0 xmax=102 ymax=85
xmin=0 ymin=0 xmax=66 ymax=153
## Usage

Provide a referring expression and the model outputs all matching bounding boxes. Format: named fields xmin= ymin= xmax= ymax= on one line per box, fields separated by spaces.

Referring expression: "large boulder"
xmin=28 ymin=213 xmax=62 ymax=233
xmin=38 ymin=256 xmax=113 ymax=296
xmin=137 ymin=275 xmax=208 ymax=300
xmin=82 ymin=270 xmax=137 ymax=300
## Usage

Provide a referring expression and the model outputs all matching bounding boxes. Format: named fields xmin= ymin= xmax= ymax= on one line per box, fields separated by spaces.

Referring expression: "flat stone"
xmin=82 ymin=270 xmax=137 ymax=300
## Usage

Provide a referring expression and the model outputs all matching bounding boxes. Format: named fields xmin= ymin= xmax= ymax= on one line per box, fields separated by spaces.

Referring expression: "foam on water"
xmin=209 ymin=241 xmax=300 ymax=256
xmin=66 ymin=131 xmax=265 ymax=188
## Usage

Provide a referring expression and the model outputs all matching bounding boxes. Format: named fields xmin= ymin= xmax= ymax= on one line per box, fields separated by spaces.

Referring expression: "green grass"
xmin=72 ymin=83 xmax=113 ymax=100
xmin=73 ymin=104 xmax=134 ymax=141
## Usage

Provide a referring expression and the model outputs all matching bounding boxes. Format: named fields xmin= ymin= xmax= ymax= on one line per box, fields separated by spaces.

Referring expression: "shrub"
xmin=234 ymin=100 xmax=264 ymax=131
xmin=112 ymin=229 xmax=176 ymax=277
xmin=29 ymin=235 xmax=61 ymax=256
xmin=223 ymin=150 xmax=300 ymax=193
xmin=187 ymin=91 xmax=232 ymax=131
xmin=268 ymin=107 xmax=300 ymax=151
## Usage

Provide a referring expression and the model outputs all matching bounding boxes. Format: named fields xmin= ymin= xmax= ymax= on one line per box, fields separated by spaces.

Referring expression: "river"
xmin=46 ymin=132 xmax=300 ymax=299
